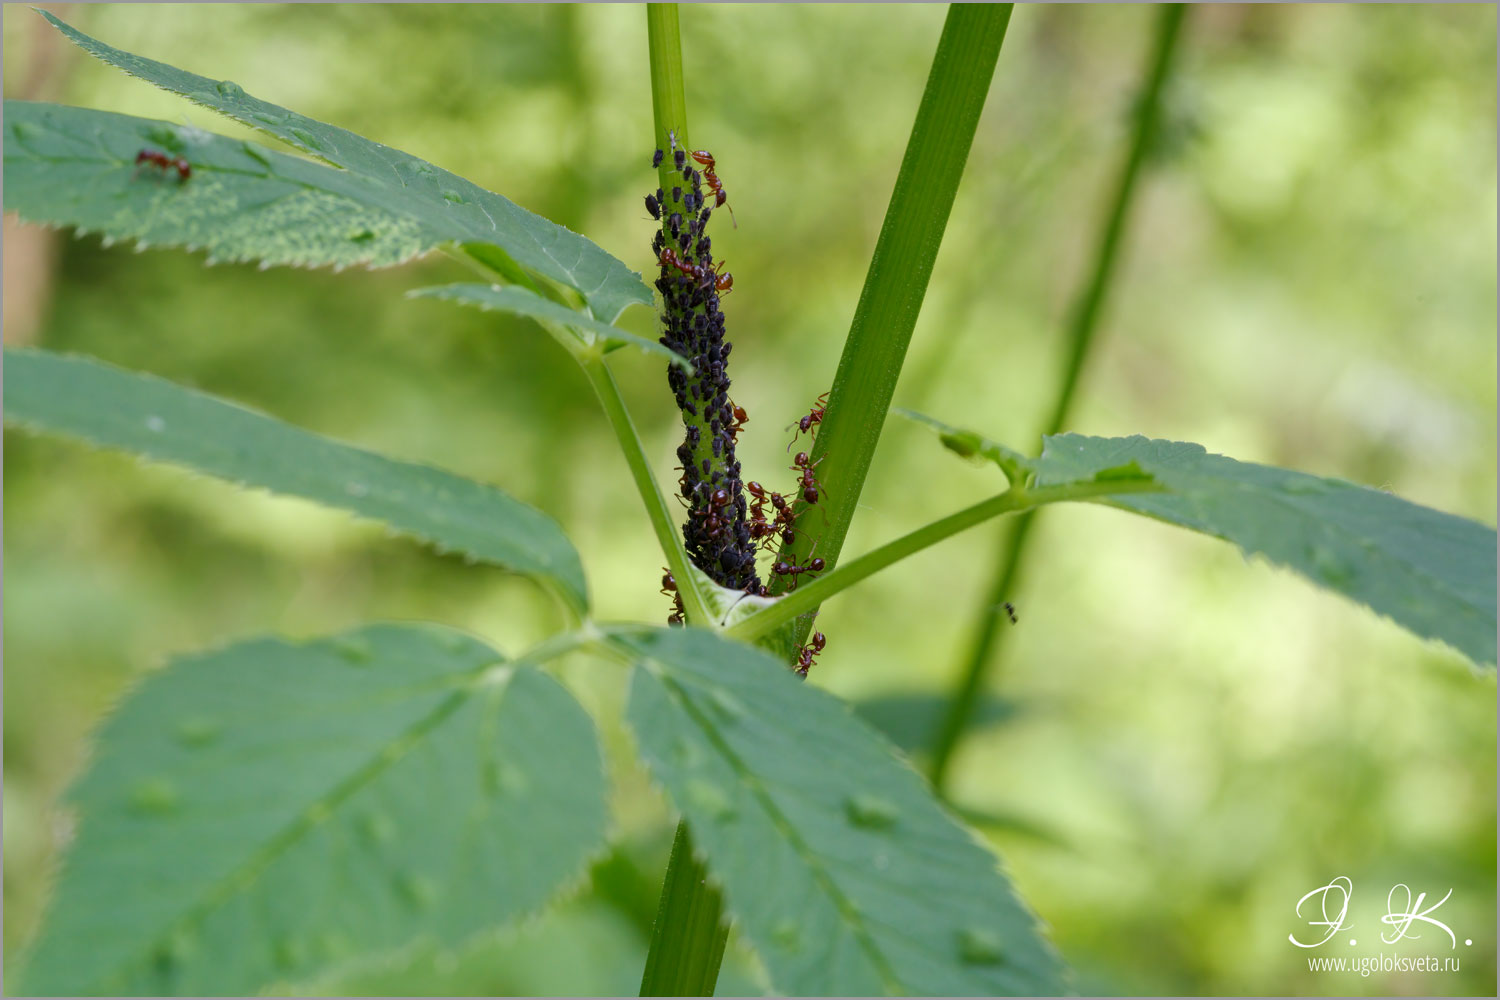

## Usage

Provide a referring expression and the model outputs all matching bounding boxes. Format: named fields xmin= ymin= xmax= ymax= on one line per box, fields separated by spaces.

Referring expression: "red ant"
xmin=726 ymin=401 xmax=749 ymax=438
xmin=134 ymin=148 xmax=191 ymax=183
xmin=689 ymin=149 xmax=737 ymax=228
xmin=794 ymin=631 xmax=827 ymax=677
xmin=659 ymin=247 xmax=733 ymax=295
xmin=658 ymin=247 xmax=698 ymax=279
xmin=787 ymin=391 xmax=830 ymax=450
xmin=661 ymin=568 xmax=686 ymax=626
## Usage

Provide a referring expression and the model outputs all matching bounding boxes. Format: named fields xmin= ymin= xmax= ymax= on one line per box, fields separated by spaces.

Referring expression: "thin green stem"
xmin=729 ymin=478 xmax=1162 ymax=644
xmin=928 ymin=4 xmax=1189 ymax=790
xmin=772 ymin=5 xmax=1013 ymax=653
xmin=581 ymin=355 xmax=711 ymax=627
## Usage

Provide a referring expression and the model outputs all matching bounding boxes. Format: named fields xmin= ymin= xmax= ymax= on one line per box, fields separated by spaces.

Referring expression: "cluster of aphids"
xmin=133 ymin=148 xmax=192 ymax=183
xmin=648 ymin=135 xmax=832 ymax=676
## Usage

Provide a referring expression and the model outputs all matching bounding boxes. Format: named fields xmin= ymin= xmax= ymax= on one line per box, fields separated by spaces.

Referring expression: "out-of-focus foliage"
xmin=4 ymin=4 xmax=1494 ymax=996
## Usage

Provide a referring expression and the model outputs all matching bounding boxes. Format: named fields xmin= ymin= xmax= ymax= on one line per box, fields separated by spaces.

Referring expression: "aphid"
xmin=674 ymin=148 xmax=686 ymax=170
xmin=134 ymin=148 xmax=191 ymax=182
xmin=652 ymin=148 xmax=664 ymax=168
xmin=1002 ymin=601 xmax=1018 ymax=624
xmin=645 ymin=193 xmax=661 ymax=219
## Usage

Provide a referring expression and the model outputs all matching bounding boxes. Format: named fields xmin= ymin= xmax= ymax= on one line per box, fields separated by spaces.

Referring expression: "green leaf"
xmin=3 ymin=349 xmax=588 ymax=612
xmin=615 ymin=626 xmax=1067 ymax=996
xmin=895 ymin=407 xmax=1030 ymax=485
xmin=1036 ymin=434 xmax=1497 ymax=666
xmin=407 ymin=283 xmax=688 ymax=371
xmin=5 ymin=101 xmax=429 ymax=272
xmin=14 ymin=624 xmax=608 ymax=996
xmin=21 ymin=11 xmax=653 ymax=322
xmin=916 ymin=421 xmax=1496 ymax=668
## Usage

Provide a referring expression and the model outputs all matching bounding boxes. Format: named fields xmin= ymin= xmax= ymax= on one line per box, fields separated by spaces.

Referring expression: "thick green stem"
xmin=729 ymin=478 xmax=1162 ymax=644
xmin=772 ymin=5 xmax=1013 ymax=652
xmin=638 ymin=822 xmax=730 ymax=997
xmin=928 ymin=4 xmax=1189 ymax=790
xmin=640 ymin=7 xmax=731 ymax=996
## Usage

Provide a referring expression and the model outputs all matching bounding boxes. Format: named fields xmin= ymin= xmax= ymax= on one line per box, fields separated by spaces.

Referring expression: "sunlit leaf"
xmin=14 ymin=11 xmax=653 ymax=322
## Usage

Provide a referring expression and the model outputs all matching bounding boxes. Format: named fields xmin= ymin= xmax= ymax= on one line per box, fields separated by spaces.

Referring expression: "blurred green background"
xmin=4 ymin=4 xmax=1495 ymax=996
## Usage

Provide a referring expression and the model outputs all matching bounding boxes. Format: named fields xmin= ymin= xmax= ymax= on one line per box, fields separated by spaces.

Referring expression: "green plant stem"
xmin=581 ymin=355 xmax=711 ymax=627
xmin=927 ymin=3 xmax=1189 ymax=791
xmin=772 ymin=4 xmax=1013 ymax=651
xmin=640 ymin=7 xmax=732 ymax=997
xmin=638 ymin=823 xmax=730 ymax=997
xmin=729 ymin=477 xmax=1161 ymax=644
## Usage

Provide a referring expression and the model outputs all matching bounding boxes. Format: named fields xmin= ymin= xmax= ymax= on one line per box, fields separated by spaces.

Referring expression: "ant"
xmin=1002 ymin=601 xmax=1018 ymax=625
xmin=794 ymin=631 xmax=827 ymax=677
xmin=658 ymin=247 xmax=733 ymax=294
xmin=661 ymin=568 xmax=686 ymax=626
xmin=726 ymin=401 xmax=749 ymax=439
xmin=689 ymin=149 xmax=737 ymax=228
xmin=658 ymin=247 xmax=698 ymax=280
xmin=134 ymin=148 xmax=191 ymax=183
xmin=787 ymin=391 xmax=830 ymax=450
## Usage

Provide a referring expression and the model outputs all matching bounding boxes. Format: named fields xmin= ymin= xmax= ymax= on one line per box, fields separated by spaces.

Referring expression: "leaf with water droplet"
xmin=130 ymin=777 xmax=179 ymax=815
xmin=684 ymin=778 xmax=735 ymax=822
xmin=13 ymin=629 xmax=608 ymax=996
xmin=174 ymin=716 xmax=221 ymax=748
xmin=623 ymin=629 xmax=1066 ymax=996
xmin=957 ymin=927 xmax=1005 ymax=965
xmin=844 ymin=793 xmax=899 ymax=830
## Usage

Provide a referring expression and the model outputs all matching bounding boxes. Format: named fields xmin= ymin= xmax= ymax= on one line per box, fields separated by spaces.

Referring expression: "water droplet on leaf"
xmin=771 ymin=918 xmax=801 ymax=951
xmin=359 ymin=812 xmax=396 ymax=845
xmin=844 ymin=794 xmax=899 ymax=830
xmin=175 ymin=716 xmax=221 ymax=747
xmin=685 ymin=779 xmax=734 ymax=821
xmin=130 ymin=777 xmax=180 ymax=815
xmin=287 ymin=126 xmax=321 ymax=151
xmin=957 ymin=927 xmax=1005 ymax=965
xmin=397 ymin=874 xmax=439 ymax=909
xmin=331 ymin=637 xmax=372 ymax=663
xmin=145 ymin=415 xmax=166 ymax=433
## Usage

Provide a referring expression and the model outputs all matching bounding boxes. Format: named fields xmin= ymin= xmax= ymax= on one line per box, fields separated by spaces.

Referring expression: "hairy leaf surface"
xmin=15 ymin=625 xmax=607 ymax=996
xmin=4 ymin=349 xmax=587 ymax=611
xmin=616 ymin=627 xmax=1067 ymax=996
xmin=17 ymin=11 xmax=653 ymax=321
